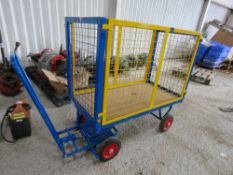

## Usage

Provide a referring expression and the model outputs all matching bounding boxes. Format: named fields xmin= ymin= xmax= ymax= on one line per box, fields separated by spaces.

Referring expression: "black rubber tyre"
xmin=159 ymin=115 xmax=174 ymax=132
xmin=98 ymin=138 xmax=121 ymax=162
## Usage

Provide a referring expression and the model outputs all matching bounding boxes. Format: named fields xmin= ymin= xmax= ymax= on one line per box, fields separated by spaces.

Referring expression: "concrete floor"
xmin=0 ymin=71 xmax=233 ymax=175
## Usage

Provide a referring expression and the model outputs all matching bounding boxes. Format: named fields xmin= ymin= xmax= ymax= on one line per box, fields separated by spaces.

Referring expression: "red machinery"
xmin=0 ymin=72 xmax=22 ymax=96
xmin=29 ymin=48 xmax=65 ymax=73
xmin=28 ymin=45 xmax=80 ymax=77
xmin=0 ymin=30 xmax=21 ymax=96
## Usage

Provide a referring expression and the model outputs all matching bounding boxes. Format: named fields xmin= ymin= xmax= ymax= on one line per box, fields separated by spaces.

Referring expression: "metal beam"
xmin=197 ymin=0 xmax=212 ymax=32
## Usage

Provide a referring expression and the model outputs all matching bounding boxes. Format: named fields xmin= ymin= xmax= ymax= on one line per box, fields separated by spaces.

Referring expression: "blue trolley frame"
xmin=10 ymin=16 xmax=201 ymax=160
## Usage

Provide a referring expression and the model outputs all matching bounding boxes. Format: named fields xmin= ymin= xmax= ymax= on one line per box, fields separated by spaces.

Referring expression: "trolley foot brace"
xmin=150 ymin=106 xmax=172 ymax=120
xmin=10 ymin=54 xmax=118 ymax=159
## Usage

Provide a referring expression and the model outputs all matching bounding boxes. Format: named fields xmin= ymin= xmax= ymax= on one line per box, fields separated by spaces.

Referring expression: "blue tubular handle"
xmin=10 ymin=54 xmax=65 ymax=155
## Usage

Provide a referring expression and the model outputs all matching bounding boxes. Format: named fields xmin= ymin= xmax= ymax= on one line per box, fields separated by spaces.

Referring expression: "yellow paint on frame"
xmin=102 ymin=25 xmax=113 ymax=124
xmin=144 ymin=31 xmax=157 ymax=81
xmin=181 ymin=36 xmax=202 ymax=96
xmin=95 ymin=18 xmax=202 ymax=125
xmin=113 ymin=26 xmax=122 ymax=85
xmin=150 ymin=32 xmax=169 ymax=107
xmin=102 ymin=96 xmax=183 ymax=125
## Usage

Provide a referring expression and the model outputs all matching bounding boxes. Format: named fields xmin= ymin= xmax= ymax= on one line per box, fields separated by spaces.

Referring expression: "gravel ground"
xmin=0 ymin=71 xmax=233 ymax=175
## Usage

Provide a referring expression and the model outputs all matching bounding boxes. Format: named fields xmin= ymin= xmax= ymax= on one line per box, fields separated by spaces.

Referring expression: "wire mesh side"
xmin=149 ymin=32 xmax=165 ymax=82
xmin=105 ymin=30 xmax=198 ymax=121
xmin=105 ymin=27 xmax=164 ymax=120
xmin=109 ymin=26 xmax=153 ymax=85
xmin=156 ymin=33 xmax=197 ymax=97
xmin=71 ymin=22 xmax=98 ymax=116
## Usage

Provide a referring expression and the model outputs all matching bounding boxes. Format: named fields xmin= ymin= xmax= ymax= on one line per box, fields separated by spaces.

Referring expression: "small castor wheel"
xmin=159 ymin=115 xmax=174 ymax=132
xmin=98 ymin=138 xmax=121 ymax=162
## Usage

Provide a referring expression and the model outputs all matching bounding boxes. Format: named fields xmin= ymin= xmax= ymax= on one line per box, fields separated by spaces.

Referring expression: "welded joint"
xmin=170 ymin=27 xmax=175 ymax=33
xmin=102 ymin=24 xmax=113 ymax=30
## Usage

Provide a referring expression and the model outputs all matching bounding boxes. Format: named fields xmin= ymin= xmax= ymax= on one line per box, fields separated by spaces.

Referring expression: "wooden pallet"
xmin=25 ymin=66 xmax=70 ymax=107
xmin=191 ymin=67 xmax=214 ymax=85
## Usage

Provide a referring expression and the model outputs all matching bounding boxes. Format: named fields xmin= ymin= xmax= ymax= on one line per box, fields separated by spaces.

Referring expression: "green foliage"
xmin=119 ymin=56 xmax=129 ymax=73
xmin=125 ymin=54 xmax=137 ymax=68
xmin=109 ymin=53 xmax=148 ymax=74
xmin=137 ymin=53 xmax=148 ymax=67
xmin=110 ymin=56 xmax=129 ymax=75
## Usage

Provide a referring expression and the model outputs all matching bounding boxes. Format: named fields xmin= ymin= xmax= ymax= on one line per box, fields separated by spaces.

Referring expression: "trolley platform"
xmin=76 ymin=83 xmax=178 ymax=120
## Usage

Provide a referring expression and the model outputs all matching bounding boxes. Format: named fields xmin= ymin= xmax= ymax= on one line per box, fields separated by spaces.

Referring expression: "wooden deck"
xmin=75 ymin=83 xmax=178 ymax=121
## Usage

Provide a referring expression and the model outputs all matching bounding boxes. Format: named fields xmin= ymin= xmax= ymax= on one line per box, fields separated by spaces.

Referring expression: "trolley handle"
xmin=10 ymin=53 xmax=65 ymax=155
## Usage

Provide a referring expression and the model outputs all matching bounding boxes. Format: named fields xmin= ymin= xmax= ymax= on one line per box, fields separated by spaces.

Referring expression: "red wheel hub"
xmin=102 ymin=143 xmax=119 ymax=159
xmin=163 ymin=117 xmax=173 ymax=130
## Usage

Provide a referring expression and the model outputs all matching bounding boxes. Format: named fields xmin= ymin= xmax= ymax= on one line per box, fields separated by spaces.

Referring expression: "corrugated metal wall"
xmin=205 ymin=2 xmax=231 ymax=39
xmin=116 ymin=0 xmax=204 ymax=30
xmin=0 ymin=0 xmax=232 ymax=62
xmin=0 ymin=0 xmax=116 ymax=61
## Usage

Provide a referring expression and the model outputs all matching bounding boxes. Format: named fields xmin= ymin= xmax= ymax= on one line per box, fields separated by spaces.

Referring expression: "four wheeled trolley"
xmin=11 ymin=17 xmax=202 ymax=161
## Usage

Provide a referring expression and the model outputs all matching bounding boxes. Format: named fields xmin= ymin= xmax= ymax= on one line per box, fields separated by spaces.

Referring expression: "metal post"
xmin=65 ymin=19 xmax=73 ymax=99
xmin=150 ymin=31 xmax=169 ymax=107
xmin=94 ymin=18 xmax=108 ymax=122
xmin=197 ymin=0 xmax=212 ymax=32
xmin=102 ymin=24 xmax=113 ymax=124
xmin=113 ymin=26 xmax=122 ymax=84
xmin=0 ymin=29 xmax=8 ymax=70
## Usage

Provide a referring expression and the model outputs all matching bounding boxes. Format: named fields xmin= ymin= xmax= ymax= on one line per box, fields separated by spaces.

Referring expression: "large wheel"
xmin=98 ymin=138 xmax=121 ymax=162
xmin=159 ymin=115 xmax=174 ymax=132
